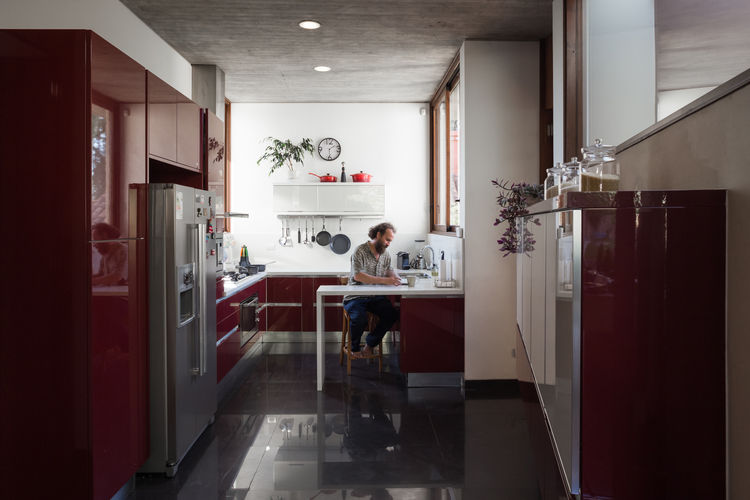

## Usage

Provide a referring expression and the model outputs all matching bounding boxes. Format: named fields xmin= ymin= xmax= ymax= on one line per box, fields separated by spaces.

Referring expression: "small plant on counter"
xmin=257 ymin=137 xmax=314 ymax=176
xmin=491 ymin=179 xmax=543 ymax=256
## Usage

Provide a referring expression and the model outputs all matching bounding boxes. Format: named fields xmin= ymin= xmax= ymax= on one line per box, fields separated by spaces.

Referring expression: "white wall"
xmin=0 ymin=0 xmax=192 ymax=97
xmin=585 ymin=0 xmax=655 ymax=146
xmin=229 ymin=103 xmax=430 ymax=270
xmin=461 ymin=41 xmax=540 ymax=380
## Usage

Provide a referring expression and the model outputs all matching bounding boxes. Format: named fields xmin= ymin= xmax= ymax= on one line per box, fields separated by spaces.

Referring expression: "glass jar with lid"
xmin=544 ymin=162 xmax=565 ymax=199
xmin=580 ymin=138 xmax=620 ymax=191
xmin=559 ymin=157 xmax=581 ymax=194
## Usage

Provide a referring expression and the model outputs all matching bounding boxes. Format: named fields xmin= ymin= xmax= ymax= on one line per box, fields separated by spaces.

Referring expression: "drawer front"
xmin=216 ymin=314 xmax=237 ymax=343
xmin=217 ymin=330 xmax=241 ymax=382
xmin=266 ymin=305 xmax=302 ymax=331
xmin=267 ymin=277 xmax=301 ymax=302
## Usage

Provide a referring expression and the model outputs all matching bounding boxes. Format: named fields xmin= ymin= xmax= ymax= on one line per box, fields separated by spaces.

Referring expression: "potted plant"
xmin=257 ymin=137 xmax=314 ymax=179
xmin=491 ymin=179 xmax=543 ymax=256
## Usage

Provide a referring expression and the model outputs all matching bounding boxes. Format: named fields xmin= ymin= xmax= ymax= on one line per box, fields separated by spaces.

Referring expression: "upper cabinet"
xmin=205 ymin=110 xmax=226 ymax=229
xmin=147 ymin=72 xmax=201 ymax=171
xmin=273 ymin=183 xmax=385 ymax=216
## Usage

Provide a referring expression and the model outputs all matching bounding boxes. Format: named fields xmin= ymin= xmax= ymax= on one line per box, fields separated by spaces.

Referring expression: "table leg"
xmin=316 ymin=292 xmax=325 ymax=391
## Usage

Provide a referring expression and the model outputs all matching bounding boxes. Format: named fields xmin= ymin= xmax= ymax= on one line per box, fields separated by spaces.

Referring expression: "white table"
xmin=315 ymin=280 xmax=464 ymax=390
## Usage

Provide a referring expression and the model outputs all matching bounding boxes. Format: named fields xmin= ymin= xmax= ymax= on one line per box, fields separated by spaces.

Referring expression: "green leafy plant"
xmin=491 ymin=179 xmax=543 ymax=256
xmin=257 ymin=137 xmax=314 ymax=175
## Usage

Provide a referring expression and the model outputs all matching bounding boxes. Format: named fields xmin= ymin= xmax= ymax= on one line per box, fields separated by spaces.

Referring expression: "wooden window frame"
xmin=430 ymin=53 xmax=460 ymax=235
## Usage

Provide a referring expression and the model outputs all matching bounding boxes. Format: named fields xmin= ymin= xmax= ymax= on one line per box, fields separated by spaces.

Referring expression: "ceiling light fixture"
xmin=313 ymin=66 xmax=331 ymax=72
xmin=299 ymin=20 xmax=321 ymax=30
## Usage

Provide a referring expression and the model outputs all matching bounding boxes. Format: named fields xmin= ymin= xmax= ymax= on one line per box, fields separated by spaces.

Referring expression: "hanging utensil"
xmin=285 ymin=223 xmax=293 ymax=247
xmin=305 ymin=218 xmax=313 ymax=248
xmin=330 ymin=216 xmax=351 ymax=254
xmin=316 ymin=216 xmax=331 ymax=246
xmin=278 ymin=218 xmax=286 ymax=246
xmin=298 ymin=217 xmax=301 ymax=244
xmin=311 ymin=217 xmax=316 ymax=243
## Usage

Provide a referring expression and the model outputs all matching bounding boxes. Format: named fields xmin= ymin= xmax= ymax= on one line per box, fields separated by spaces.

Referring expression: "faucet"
xmin=421 ymin=245 xmax=436 ymax=270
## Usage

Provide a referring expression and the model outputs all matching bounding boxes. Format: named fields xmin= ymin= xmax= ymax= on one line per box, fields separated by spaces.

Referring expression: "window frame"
xmin=430 ymin=54 xmax=461 ymax=235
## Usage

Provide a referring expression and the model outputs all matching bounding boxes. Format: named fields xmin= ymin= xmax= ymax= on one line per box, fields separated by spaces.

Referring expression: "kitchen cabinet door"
xmin=176 ymin=102 xmax=200 ymax=170
xmin=205 ymin=110 xmax=226 ymax=230
xmin=148 ymin=103 xmax=176 ymax=161
xmin=267 ymin=277 xmax=302 ymax=302
xmin=147 ymin=72 xmax=201 ymax=172
xmin=400 ymin=297 xmax=464 ymax=373
xmin=266 ymin=306 xmax=302 ymax=332
xmin=217 ymin=330 xmax=242 ymax=382
xmin=312 ymin=277 xmax=344 ymax=332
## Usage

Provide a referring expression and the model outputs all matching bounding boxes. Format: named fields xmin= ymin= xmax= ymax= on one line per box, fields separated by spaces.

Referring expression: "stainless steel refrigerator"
xmin=140 ymin=183 xmax=217 ymax=476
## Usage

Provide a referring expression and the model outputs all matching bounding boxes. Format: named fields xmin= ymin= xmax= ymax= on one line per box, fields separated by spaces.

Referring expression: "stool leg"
xmin=339 ymin=312 xmax=348 ymax=366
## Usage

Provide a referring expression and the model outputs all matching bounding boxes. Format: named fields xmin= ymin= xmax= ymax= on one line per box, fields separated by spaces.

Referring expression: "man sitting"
xmin=343 ymin=222 xmax=401 ymax=358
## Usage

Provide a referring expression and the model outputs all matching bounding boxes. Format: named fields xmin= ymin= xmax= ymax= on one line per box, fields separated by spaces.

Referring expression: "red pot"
xmin=350 ymin=171 xmax=372 ymax=182
xmin=309 ymin=172 xmax=337 ymax=182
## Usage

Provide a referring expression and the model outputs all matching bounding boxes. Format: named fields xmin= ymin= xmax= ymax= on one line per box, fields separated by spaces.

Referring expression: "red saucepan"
xmin=309 ymin=172 xmax=337 ymax=182
xmin=350 ymin=171 xmax=372 ymax=182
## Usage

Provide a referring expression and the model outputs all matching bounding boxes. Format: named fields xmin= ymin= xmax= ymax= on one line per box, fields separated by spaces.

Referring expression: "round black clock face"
xmin=318 ymin=137 xmax=341 ymax=161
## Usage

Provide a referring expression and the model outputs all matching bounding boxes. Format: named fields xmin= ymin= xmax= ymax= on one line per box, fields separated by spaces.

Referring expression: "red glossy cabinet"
xmin=267 ymin=277 xmax=303 ymax=332
xmin=399 ymin=297 xmax=465 ymax=373
xmin=312 ymin=276 xmax=345 ymax=332
xmin=216 ymin=279 xmax=266 ymax=382
xmin=516 ymin=191 xmax=726 ymax=500
xmin=1 ymin=30 xmax=148 ymax=500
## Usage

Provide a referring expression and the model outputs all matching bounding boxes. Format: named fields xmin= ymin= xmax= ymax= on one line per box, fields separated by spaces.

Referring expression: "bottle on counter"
xmin=340 ymin=162 xmax=346 ymax=182
xmin=239 ymin=245 xmax=250 ymax=268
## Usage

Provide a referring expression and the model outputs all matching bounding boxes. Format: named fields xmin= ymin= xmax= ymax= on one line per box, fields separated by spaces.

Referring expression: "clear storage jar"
xmin=544 ymin=162 xmax=565 ymax=199
xmin=580 ymin=139 xmax=620 ymax=192
xmin=559 ymin=157 xmax=581 ymax=194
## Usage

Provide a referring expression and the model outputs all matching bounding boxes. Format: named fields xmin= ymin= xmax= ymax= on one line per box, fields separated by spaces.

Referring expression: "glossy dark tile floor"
xmin=130 ymin=342 xmax=541 ymax=500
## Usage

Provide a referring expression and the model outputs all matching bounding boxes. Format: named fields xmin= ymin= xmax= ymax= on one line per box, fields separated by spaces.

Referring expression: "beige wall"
xmin=461 ymin=40 xmax=540 ymax=380
xmin=617 ymin=82 xmax=750 ymax=499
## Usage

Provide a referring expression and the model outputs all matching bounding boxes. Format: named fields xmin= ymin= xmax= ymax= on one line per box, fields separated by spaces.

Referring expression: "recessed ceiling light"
xmin=299 ymin=20 xmax=321 ymax=30
xmin=313 ymin=66 xmax=331 ymax=72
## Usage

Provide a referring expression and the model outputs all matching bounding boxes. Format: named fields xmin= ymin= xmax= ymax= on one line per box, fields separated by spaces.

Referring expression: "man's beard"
xmin=374 ymin=239 xmax=386 ymax=254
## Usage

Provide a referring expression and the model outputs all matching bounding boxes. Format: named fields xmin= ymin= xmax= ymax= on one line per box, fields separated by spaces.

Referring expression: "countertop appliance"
xmin=140 ymin=184 xmax=217 ymax=477
xmin=396 ymin=251 xmax=410 ymax=270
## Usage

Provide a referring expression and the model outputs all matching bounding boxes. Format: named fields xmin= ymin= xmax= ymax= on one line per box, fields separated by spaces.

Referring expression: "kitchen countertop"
xmin=217 ymin=267 xmax=461 ymax=302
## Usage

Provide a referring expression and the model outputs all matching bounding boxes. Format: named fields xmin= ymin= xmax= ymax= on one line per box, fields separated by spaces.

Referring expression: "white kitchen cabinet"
xmin=273 ymin=183 xmax=385 ymax=216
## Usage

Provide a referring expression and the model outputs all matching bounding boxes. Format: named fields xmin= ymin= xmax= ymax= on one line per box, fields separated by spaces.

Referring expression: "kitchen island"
xmin=315 ymin=280 xmax=464 ymax=390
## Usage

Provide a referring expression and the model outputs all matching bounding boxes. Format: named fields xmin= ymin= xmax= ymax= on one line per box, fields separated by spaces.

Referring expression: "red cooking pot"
xmin=350 ymin=171 xmax=372 ymax=182
xmin=309 ymin=173 xmax=337 ymax=182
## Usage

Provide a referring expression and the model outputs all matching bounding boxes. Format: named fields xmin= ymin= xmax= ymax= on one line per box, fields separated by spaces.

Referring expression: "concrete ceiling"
xmin=119 ymin=0 xmax=552 ymax=103
xmin=656 ymin=0 xmax=750 ymax=91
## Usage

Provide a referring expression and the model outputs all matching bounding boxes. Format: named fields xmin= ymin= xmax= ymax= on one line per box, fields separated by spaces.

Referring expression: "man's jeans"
xmin=343 ymin=296 xmax=399 ymax=352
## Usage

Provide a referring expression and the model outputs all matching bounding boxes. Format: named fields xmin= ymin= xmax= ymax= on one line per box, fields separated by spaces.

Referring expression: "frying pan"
xmin=330 ymin=217 xmax=351 ymax=254
xmin=309 ymin=172 xmax=337 ymax=182
xmin=316 ymin=217 xmax=331 ymax=246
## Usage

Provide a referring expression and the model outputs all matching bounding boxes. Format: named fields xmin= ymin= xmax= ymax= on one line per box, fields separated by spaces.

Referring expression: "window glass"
xmin=449 ymin=81 xmax=460 ymax=227
xmin=436 ymin=98 xmax=447 ymax=226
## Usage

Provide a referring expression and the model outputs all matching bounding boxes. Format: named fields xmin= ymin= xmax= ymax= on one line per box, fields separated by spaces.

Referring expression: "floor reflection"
xmin=130 ymin=342 xmax=538 ymax=500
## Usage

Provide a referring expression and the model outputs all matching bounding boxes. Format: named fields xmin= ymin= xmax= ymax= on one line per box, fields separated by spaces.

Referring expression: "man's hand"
xmin=381 ymin=275 xmax=402 ymax=286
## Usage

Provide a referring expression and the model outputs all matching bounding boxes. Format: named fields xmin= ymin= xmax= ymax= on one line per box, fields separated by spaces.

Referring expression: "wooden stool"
xmin=339 ymin=308 xmax=383 ymax=375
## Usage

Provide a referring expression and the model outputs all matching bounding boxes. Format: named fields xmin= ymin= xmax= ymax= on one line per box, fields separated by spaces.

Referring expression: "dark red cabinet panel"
xmin=267 ymin=276 xmax=302 ymax=302
xmin=217 ymin=330 xmax=242 ymax=382
xmin=267 ymin=306 xmax=302 ymax=331
xmin=400 ymin=297 xmax=464 ymax=373
xmin=1 ymin=30 xmax=148 ymax=500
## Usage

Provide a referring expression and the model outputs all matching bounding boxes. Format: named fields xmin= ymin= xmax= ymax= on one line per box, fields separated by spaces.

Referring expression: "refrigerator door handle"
xmin=197 ymin=223 xmax=207 ymax=376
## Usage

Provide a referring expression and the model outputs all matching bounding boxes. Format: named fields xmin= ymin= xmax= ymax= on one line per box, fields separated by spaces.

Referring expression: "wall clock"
xmin=318 ymin=137 xmax=341 ymax=161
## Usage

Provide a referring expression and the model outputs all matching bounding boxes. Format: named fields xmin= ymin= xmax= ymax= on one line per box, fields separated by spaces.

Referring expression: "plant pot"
xmin=287 ymin=169 xmax=299 ymax=181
